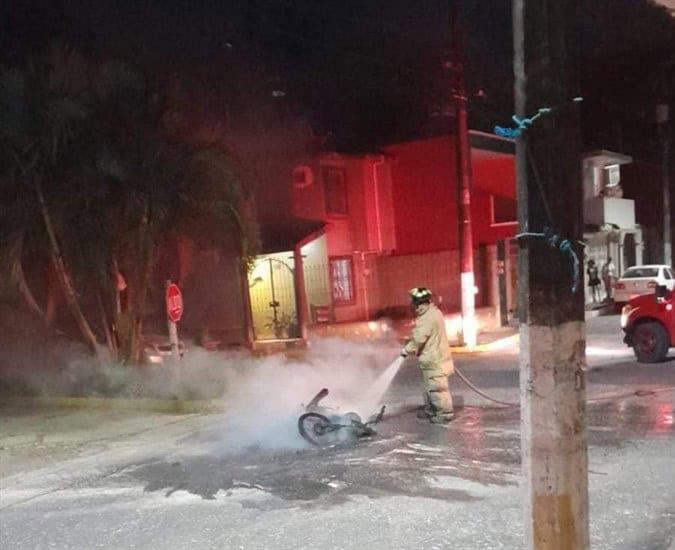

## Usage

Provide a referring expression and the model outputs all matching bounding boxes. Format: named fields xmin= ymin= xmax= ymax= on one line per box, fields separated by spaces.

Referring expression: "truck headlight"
xmin=620 ymin=304 xmax=636 ymax=329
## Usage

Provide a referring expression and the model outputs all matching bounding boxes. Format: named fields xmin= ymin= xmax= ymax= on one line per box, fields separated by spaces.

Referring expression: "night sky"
xmin=3 ymin=1 xmax=674 ymax=154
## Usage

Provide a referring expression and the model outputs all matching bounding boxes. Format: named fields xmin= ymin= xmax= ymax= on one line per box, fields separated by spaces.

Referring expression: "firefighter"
xmin=401 ymin=287 xmax=455 ymax=424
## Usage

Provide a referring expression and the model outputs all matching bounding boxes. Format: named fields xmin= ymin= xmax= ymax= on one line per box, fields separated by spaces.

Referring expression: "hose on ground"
xmin=453 ymin=365 xmax=675 ymax=409
xmin=453 ymin=366 xmax=518 ymax=408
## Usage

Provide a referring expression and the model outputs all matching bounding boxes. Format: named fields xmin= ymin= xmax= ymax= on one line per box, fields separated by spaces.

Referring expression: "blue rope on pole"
xmin=515 ymin=231 xmax=585 ymax=294
xmin=498 ymin=97 xmax=586 ymax=294
xmin=494 ymin=97 xmax=583 ymax=138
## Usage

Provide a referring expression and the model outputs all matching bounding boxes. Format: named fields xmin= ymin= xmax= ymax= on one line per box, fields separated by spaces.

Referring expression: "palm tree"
xmin=1 ymin=46 xmax=259 ymax=364
xmin=65 ymin=60 xmax=259 ymax=363
xmin=0 ymin=43 xmax=103 ymax=355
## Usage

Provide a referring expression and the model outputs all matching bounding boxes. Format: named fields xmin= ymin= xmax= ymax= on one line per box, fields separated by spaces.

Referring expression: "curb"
xmin=0 ymin=396 xmax=222 ymax=414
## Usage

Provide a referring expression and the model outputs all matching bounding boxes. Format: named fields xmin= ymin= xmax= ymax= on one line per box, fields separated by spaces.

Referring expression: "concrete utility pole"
xmin=447 ymin=2 xmax=477 ymax=349
xmin=513 ymin=0 xmax=589 ymax=548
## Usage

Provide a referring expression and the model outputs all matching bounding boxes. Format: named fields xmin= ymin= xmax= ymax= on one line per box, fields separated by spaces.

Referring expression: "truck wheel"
xmin=633 ymin=322 xmax=669 ymax=363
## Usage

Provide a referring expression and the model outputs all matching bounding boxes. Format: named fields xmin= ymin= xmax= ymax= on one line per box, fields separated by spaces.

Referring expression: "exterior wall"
xmin=295 ymin=243 xmax=519 ymax=326
xmin=178 ymin=248 xmax=247 ymax=344
xmin=291 ymin=154 xmax=396 ymax=255
xmin=299 ymin=237 xmax=384 ymax=325
xmin=290 ymin=159 xmax=325 ymax=222
xmin=365 ymin=161 xmax=397 ymax=252
xmin=585 ymin=197 xmax=637 ymax=228
xmin=375 ymin=251 xmax=461 ymax=314
xmin=288 ymin=136 xmax=518 ymax=326
xmin=329 ymin=252 xmax=379 ymax=323
xmin=302 ymin=235 xmax=331 ymax=310
xmin=386 ymin=137 xmax=458 ymax=253
xmin=325 ymin=218 xmax=354 ymax=256
xmin=472 ymin=189 xmax=518 ymax=244
xmin=384 ymin=136 xmax=517 ymax=254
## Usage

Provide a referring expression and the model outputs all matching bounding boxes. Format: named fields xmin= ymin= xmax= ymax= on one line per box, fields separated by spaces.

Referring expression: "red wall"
xmin=385 ymin=136 xmax=516 ymax=255
xmin=386 ymin=137 xmax=458 ymax=253
xmin=290 ymin=137 xmax=517 ymax=258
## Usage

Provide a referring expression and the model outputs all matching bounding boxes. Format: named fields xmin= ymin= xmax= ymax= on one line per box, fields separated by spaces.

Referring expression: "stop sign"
xmin=166 ymin=283 xmax=184 ymax=323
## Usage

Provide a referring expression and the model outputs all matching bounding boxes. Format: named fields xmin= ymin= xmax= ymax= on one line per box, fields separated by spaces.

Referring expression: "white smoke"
xmin=0 ymin=334 xmax=404 ymax=453
xmin=212 ymin=337 xmax=401 ymax=453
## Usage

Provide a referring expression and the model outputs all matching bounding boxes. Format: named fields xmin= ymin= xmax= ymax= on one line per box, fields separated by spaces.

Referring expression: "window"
xmin=664 ymin=269 xmax=673 ymax=280
xmin=323 ymin=166 xmax=348 ymax=215
xmin=622 ymin=267 xmax=659 ymax=278
xmin=490 ymin=195 xmax=517 ymax=226
xmin=329 ymin=256 xmax=355 ymax=304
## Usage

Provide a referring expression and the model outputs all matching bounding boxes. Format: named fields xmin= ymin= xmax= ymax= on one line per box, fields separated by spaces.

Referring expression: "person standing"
xmin=401 ymin=287 xmax=455 ymax=424
xmin=601 ymin=257 xmax=616 ymax=301
xmin=587 ymin=259 xmax=601 ymax=304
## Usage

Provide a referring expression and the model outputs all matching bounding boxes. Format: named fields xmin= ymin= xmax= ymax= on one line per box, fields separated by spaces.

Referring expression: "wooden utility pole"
xmin=513 ymin=0 xmax=589 ymax=548
xmin=447 ymin=2 xmax=477 ymax=348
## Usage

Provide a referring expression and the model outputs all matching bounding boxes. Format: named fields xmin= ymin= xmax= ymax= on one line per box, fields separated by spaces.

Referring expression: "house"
xmin=242 ymin=130 xmax=662 ymax=345
xmin=245 ymin=131 xmax=520 ymax=343
xmin=581 ymin=150 xmax=644 ymax=303
xmin=179 ymin=132 xmax=658 ymax=348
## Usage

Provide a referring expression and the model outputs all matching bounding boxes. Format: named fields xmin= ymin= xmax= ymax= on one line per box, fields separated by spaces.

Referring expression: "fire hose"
xmin=453 ymin=366 xmax=517 ymax=407
xmin=453 ymin=365 xmax=675 ymax=409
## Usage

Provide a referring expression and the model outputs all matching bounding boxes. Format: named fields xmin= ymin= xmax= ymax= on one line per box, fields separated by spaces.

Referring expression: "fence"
xmin=245 ymin=242 xmax=522 ymax=340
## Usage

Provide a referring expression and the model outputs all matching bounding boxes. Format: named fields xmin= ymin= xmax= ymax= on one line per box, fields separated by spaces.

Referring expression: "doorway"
xmin=248 ymin=252 xmax=298 ymax=340
xmin=623 ymin=233 xmax=636 ymax=270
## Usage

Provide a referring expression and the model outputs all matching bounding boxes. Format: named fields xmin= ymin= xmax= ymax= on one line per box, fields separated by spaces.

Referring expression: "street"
xmin=1 ymin=316 xmax=674 ymax=550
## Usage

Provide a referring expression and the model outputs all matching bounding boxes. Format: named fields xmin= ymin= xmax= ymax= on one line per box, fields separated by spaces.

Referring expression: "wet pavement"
xmin=1 ymin=316 xmax=674 ymax=549
xmin=126 ymin=405 xmax=522 ymax=505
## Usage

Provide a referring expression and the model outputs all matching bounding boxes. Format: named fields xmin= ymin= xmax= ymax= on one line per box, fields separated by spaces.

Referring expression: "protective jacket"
xmin=404 ymin=303 xmax=454 ymax=374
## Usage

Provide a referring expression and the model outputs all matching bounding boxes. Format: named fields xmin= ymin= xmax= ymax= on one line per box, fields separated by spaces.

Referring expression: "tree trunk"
xmin=97 ymin=292 xmax=117 ymax=356
xmin=7 ymin=232 xmax=46 ymax=319
xmin=118 ymin=203 xmax=154 ymax=365
xmin=36 ymin=180 xmax=103 ymax=356
xmin=129 ymin=235 xmax=154 ymax=364
xmin=45 ymin=265 xmax=58 ymax=326
xmin=11 ymin=256 xmax=46 ymax=320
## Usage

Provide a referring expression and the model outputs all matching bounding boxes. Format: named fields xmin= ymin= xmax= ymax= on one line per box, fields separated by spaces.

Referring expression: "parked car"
xmin=613 ymin=264 xmax=675 ymax=304
xmin=142 ymin=335 xmax=187 ymax=364
xmin=621 ymin=285 xmax=674 ymax=363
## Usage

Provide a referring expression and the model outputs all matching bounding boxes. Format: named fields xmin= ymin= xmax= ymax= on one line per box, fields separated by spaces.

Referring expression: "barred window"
xmin=329 ymin=256 xmax=355 ymax=304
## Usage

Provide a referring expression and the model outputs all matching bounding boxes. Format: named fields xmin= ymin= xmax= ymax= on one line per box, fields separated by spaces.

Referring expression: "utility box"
xmin=585 ymin=197 xmax=636 ymax=229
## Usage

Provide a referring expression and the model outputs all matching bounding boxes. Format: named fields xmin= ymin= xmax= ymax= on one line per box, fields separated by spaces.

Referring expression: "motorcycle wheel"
xmin=298 ymin=412 xmax=335 ymax=446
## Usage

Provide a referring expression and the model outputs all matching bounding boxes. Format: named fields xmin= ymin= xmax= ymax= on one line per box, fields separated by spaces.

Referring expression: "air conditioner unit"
xmin=293 ymin=165 xmax=314 ymax=189
xmin=604 ymin=164 xmax=620 ymax=188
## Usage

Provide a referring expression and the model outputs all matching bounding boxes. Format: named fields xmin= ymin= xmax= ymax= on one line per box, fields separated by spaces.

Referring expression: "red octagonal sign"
xmin=166 ymin=283 xmax=184 ymax=323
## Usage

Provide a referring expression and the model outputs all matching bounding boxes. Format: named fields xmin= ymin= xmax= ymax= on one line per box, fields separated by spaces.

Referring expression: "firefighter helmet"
xmin=409 ymin=287 xmax=433 ymax=306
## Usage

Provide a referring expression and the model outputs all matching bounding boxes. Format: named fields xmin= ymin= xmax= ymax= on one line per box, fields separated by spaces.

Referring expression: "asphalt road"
xmin=1 ymin=316 xmax=674 ymax=549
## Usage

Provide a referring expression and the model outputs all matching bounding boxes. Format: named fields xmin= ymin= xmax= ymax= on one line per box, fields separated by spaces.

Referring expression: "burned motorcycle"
xmin=298 ymin=388 xmax=386 ymax=447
